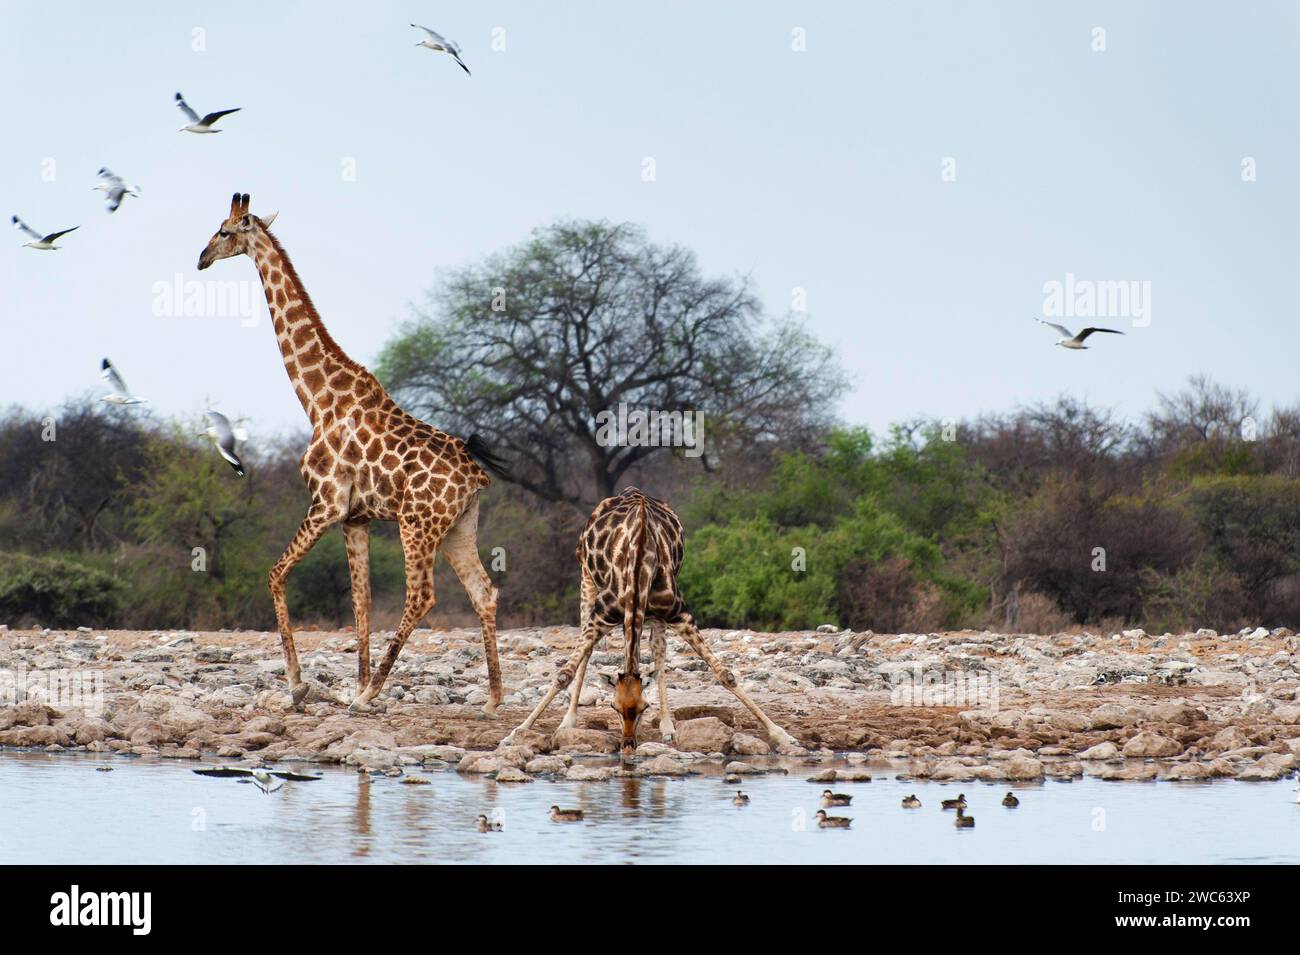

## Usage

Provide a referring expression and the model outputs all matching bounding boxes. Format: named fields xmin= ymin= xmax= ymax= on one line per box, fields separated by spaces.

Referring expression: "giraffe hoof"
xmin=774 ymin=734 xmax=806 ymax=756
xmin=479 ymin=700 xmax=501 ymax=719
xmin=289 ymin=682 xmax=310 ymax=711
xmin=348 ymin=696 xmax=373 ymax=714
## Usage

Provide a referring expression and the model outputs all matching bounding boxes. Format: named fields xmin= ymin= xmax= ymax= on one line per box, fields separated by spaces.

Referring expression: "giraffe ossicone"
xmin=196 ymin=191 xmax=505 ymax=713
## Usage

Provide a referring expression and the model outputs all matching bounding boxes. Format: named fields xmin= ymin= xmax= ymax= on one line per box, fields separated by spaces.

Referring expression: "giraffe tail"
xmin=622 ymin=496 xmax=651 ymax=674
xmin=464 ymin=433 xmax=511 ymax=480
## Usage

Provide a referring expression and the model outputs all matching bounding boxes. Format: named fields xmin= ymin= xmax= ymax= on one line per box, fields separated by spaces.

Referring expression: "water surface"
xmin=0 ymin=752 xmax=1294 ymax=864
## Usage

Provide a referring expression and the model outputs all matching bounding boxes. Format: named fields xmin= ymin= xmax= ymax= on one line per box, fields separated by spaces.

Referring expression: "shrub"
xmin=0 ymin=552 xmax=124 ymax=627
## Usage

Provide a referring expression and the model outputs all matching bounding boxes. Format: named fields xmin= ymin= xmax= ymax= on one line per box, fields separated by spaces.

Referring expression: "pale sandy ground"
xmin=1 ymin=625 xmax=1297 ymax=783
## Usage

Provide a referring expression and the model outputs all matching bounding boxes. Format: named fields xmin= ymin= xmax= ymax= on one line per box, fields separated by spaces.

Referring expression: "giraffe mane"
xmin=260 ymin=226 xmax=368 ymax=376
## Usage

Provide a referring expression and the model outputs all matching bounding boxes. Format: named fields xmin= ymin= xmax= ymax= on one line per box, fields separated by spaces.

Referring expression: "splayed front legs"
xmin=559 ymin=571 xmax=598 ymax=729
xmin=500 ymin=621 xmax=604 ymax=746
xmin=670 ymin=613 xmax=803 ymax=754
xmin=651 ymin=619 xmax=674 ymax=742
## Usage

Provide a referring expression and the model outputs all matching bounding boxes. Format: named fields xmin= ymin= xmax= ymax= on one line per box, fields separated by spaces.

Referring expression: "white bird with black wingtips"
xmin=202 ymin=410 xmax=248 ymax=477
xmin=93 ymin=168 xmax=140 ymax=213
xmin=100 ymin=358 xmax=146 ymax=405
xmin=411 ymin=24 xmax=471 ymax=75
xmin=175 ymin=91 xmax=241 ymax=133
xmin=12 ymin=215 xmax=77 ymax=250
xmin=1035 ymin=318 xmax=1125 ymax=350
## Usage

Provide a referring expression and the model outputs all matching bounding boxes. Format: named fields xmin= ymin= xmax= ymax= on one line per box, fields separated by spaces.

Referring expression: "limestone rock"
xmin=1078 ymin=741 xmax=1121 ymax=760
xmin=1121 ymin=732 xmax=1181 ymax=758
xmin=674 ymin=717 xmax=733 ymax=754
xmin=730 ymin=733 xmax=771 ymax=756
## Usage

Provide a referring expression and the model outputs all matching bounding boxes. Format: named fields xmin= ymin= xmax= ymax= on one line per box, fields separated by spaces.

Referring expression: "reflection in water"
xmin=0 ymin=751 xmax=1296 ymax=864
xmin=619 ymin=776 xmax=642 ymax=812
xmin=351 ymin=775 xmax=371 ymax=858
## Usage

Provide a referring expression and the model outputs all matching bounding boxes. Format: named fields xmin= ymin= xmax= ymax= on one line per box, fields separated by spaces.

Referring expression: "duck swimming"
xmin=733 ymin=791 xmax=750 ymax=806
xmin=901 ymin=794 xmax=922 ymax=809
xmin=954 ymin=807 xmax=975 ymax=828
xmin=476 ymin=814 xmax=502 ymax=832
xmin=550 ymin=806 xmax=584 ymax=822
xmin=1002 ymin=792 xmax=1020 ymax=808
xmin=821 ymin=790 xmax=852 ymax=807
xmin=814 ymin=809 xmax=852 ymax=829
xmin=940 ymin=793 xmax=967 ymax=810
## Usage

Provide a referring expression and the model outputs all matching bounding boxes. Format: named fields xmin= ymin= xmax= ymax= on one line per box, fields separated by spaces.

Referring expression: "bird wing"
xmin=101 ymin=358 xmax=129 ymax=395
xmin=175 ymin=92 xmax=200 ymax=123
xmin=451 ymin=51 xmax=471 ymax=75
xmin=1076 ymin=327 xmax=1125 ymax=341
xmin=11 ymin=216 xmax=41 ymax=240
xmin=43 ymin=226 xmax=78 ymax=242
xmin=200 ymin=108 xmax=240 ymax=126
xmin=97 ymin=167 xmax=125 ymax=187
xmin=216 ymin=445 xmax=245 ymax=475
xmin=104 ymin=186 xmax=125 ymax=213
xmin=411 ymin=23 xmax=446 ymax=44
xmin=1036 ymin=318 xmax=1074 ymax=338
xmin=205 ymin=410 xmax=233 ymax=439
xmin=270 ymin=771 xmax=323 ymax=781
xmin=193 ymin=767 xmax=254 ymax=778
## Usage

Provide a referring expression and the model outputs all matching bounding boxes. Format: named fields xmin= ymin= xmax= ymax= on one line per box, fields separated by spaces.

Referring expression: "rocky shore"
xmin=1 ymin=624 xmax=1298 ymax=784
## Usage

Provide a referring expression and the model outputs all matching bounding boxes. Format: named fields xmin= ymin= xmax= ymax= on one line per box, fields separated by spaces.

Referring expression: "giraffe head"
xmin=612 ymin=671 xmax=647 ymax=752
xmin=197 ymin=192 xmax=278 ymax=270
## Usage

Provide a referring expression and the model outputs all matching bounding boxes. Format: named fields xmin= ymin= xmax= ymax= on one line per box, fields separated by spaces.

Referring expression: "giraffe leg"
xmin=561 ymin=654 xmax=595 ymax=727
xmin=651 ymin=619 xmax=675 ymax=743
xmin=269 ymin=503 xmax=342 ymax=708
xmin=500 ymin=621 xmax=603 ymax=747
xmin=352 ymin=517 xmax=437 ymax=709
xmin=670 ymin=612 xmax=803 ymax=754
xmin=343 ymin=521 xmax=372 ymax=693
xmin=441 ymin=497 xmax=503 ymax=715
xmin=560 ymin=570 xmax=598 ymax=729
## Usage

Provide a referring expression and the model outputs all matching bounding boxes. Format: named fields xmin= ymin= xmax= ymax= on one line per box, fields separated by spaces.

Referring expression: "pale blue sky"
xmin=3 ymin=1 xmax=1298 ymax=440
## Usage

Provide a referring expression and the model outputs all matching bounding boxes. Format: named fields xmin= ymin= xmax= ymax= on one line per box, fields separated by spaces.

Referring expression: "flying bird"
xmin=93 ymin=168 xmax=140 ymax=213
xmin=250 ymin=769 xmax=283 ymax=794
xmin=1035 ymin=318 xmax=1125 ymax=350
xmin=175 ymin=92 xmax=241 ymax=133
xmin=411 ymin=24 xmax=471 ymax=75
xmin=201 ymin=410 xmax=248 ymax=476
xmin=100 ymin=358 xmax=146 ymax=405
xmin=193 ymin=766 xmax=323 ymax=782
xmin=12 ymin=215 xmax=77 ymax=250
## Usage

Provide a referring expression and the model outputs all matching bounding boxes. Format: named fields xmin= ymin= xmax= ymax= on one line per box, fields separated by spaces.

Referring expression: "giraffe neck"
xmin=249 ymin=230 xmax=371 ymax=426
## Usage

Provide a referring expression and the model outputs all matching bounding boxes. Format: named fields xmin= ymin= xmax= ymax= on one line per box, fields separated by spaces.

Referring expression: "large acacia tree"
xmin=377 ymin=220 xmax=846 ymax=506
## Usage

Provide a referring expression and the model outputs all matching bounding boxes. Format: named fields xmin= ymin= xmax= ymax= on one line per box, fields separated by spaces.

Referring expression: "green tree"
xmin=376 ymin=220 xmax=846 ymax=507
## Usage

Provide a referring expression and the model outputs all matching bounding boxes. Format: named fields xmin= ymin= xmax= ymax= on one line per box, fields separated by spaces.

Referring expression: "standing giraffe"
xmin=196 ymin=193 xmax=504 ymax=712
xmin=502 ymin=487 xmax=802 ymax=753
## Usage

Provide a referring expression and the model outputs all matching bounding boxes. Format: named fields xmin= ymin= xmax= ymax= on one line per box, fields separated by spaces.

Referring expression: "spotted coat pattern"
xmin=197 ymin=194 xmax=502 ymax=711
